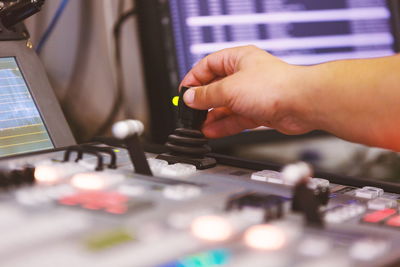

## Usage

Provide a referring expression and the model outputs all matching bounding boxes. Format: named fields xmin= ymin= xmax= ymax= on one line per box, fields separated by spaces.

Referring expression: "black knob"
xmin=178 ymin=86 xmax=208 ymax=130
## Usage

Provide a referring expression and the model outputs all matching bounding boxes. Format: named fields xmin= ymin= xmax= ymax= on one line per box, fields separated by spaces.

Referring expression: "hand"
xmin=181 ymin=45 xmax=316 ymax=138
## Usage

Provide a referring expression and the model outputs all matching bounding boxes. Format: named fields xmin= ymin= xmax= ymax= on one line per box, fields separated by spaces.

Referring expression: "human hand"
xmin=181 ymin=45 xmax=316 ymax=138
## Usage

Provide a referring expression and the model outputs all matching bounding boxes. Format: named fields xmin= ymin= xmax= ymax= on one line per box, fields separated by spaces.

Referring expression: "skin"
xmin=180 ymin=45 xmax=400 ymax=151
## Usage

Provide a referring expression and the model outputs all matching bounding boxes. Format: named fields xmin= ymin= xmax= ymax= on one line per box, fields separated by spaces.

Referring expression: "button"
xmin=251 ymin=170 xmax=282 ymax=183
xmin=70 ymin=171 xmax=125 ymax=191
xmin=117 ymin=185 xmax=145 ymax=197
xmin=163 ymin=185 xmax=202 ymax=200
xmin=350 ymin=239 xmax=389 ymax=261
xmin=355 ymin=186 xmax=384 ymax=199
xmin=298 ymin=237 xmax=331 ymax=257
xmin=34 ymin=161 xmax=88 ymax=185
xmin=362 ymin=208 xmax=396 ymax=223
xmin=159 ymin=163 xmax=196 ymax=178
xmin=308 ymin=178 xmax=330 ymax=190
xmin=244 ymin=224 xmax=286 ymax=250
xmin=385 ymin=215 xmax=400 ymax=227
xmin=367 ymin=198 xmax=397 ymax=210
xmin=324 ymin=204 xmax=366 ymax=224
xmin=147 ymin=158 xmax=168 ymax=176
xmin=59 ymin=191 xmax=130 ymax=215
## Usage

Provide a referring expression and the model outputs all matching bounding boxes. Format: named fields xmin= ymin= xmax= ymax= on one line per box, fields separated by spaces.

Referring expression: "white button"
xmin=34 ymin=161 xmax=88 ymax=185
xmin=308 ymin=178 xmax=330 ymax=190
xmin=355 ymin=186 xmax=384 ymax=199
xmin=160 ymin=163 xmax=197 ymax=178
xmin=367 ymin=197 xmax=397 ymax=210
xmin=324 ymin=204 xmax=366 ymax=224
xmin=147 ymin=158 xmax=168 ymax=175
xmin=70 ymin=171 xmax=125 ymax=190
xmin=350 ymin=239 xmax=389 ymax=261
xmin=163 ymin=185 xmax=201 ymax=200
xmin=298 ymin=237 xmax=331 ymax=257
xmin=251 ymin=170 xmax=281 ymax=182
xmin=118 ymin=185 xmax=145 ymax=197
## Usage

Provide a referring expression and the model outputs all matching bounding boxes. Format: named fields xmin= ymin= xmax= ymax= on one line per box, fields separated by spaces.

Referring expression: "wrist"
xmin=285 ymin=64 xmax=324 ymax=132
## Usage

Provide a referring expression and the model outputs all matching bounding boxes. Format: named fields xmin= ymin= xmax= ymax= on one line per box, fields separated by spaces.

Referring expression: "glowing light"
xmin=34 ymin=162 xmax=88 ymax=185
xmin=34 ymin=165 xmax=61 ymax=184
xmin=172 ymin=96 xmax=179 ymax=106
xmin=71 ymin=172 xmax=106 ymax=191
xmin=244 ymin=224 xmax=286 ymax=250
xmin=113 ymin=149 xmax=120 ymax=153
xmin=191 ymin=215 xmax=233 ymax=242
xmin=160 ymin=249 xmax=231 ymax=267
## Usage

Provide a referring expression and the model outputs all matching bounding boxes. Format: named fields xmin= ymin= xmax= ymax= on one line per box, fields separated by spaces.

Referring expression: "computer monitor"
xmin=136 ymin=0 xmax=398 ymax=144
xmin=0 ymin=41 xmax=75 ymax=159
xmin=169 ymin=0 xmax=395 ymax=79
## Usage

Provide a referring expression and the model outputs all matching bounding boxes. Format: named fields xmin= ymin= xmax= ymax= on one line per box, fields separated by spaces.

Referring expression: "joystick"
xmin=282 ymin=162 xmax=325 ymax=227
xmin=112 ymin=120 xmax=153 ymax=176
xmin=157 ymin=87 xmax=217 ymax=169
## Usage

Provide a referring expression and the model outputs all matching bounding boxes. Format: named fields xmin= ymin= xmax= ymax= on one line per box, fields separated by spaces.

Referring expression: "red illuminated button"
xmin=362 ymin=209 xmax=397 ymax=223
xmin=58 ymin=191 xmax=129 ymax=214
xmin=386 ymin=215 xmax=400 ymax=227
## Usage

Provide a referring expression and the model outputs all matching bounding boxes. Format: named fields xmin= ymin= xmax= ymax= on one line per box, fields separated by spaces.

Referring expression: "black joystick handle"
xmin=156 ymin=87 xmax=216 ymax=169
xmin=178 ymin=86 xmax=208 ymax=130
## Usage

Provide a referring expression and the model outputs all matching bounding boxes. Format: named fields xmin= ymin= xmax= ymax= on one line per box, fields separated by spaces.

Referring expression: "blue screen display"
xmin=0 ymin=57 xmax=53 ymax=157
xmin=169 ymin=0 xmax=394 ymax=79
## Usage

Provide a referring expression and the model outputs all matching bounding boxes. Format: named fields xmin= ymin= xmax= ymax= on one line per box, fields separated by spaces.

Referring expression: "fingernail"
xmin=183 ymin=88 xmax=195 ymax=104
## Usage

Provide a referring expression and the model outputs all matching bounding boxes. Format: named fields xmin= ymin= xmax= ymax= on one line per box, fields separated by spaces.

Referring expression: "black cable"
xmin=92 ymin=7 xmax=137 ymax=138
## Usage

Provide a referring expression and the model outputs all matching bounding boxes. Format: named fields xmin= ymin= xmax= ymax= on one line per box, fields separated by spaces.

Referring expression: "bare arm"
xmin=305 ymin=55 xmax=400 ymax=150
xmin=181 ymin=46 xmax=400 ymax=151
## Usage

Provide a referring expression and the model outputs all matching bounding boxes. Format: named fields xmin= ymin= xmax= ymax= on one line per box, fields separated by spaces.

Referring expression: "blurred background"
xmin=25 ymin=0 xmax=148 ymax=142
xmin=23 ymin=0 xmax=400 ymax=183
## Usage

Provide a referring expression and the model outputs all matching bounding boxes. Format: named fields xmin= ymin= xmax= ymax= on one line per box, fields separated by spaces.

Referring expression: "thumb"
xmin=183 ymin=77 xmax=233 ymax=110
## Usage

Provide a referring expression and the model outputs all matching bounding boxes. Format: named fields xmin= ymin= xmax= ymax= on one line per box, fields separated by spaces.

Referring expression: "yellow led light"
xmin=172 ymin=96 xmax=179 ymax=107
xmin=113 ymin=149 xmax=120 ymax=153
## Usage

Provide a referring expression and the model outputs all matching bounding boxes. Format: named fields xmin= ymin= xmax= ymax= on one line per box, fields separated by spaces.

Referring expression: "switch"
xmin=355 ymin=186 xmax=384 ymax=199
xmin=163 ymin=185 xmax=202 ymax=200
xmin=70 ymin=172 xmax=125 ymax=191
xmin=350 ymin=239 xmax=389 ymax=261
xmin=308 ymin=178 xmax=330 ymax=190
xmin=324 ymin=204 xmax=366 ymax=224
xmin=367 ymin=198 xmax=397 ymax=210
xmin=159 ymin=163 xmax=197 ymax=178
xmin=225 ymin=192 xmax=285 ymax=222
xmin=362 ymin=208 xmax=396 ymax=223
xmin=112 ymin=120 xmax=153 ymax=176
xmin=147 ymin=158 xmax=168 ymax=176
xmin=251 ymin=170 xmax=283 ymax=184
xmin=385 ymin=215 xmax=400 ymax=227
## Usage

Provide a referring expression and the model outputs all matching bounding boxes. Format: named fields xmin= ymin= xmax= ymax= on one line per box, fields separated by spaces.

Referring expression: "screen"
xmin=169 ymin=0 xmax=395 ymax=79
xmin=0 ymin=57 xmax=53 ymax=157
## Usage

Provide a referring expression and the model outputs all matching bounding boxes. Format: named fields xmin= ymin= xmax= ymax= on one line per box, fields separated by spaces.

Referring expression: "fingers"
xmin=204 ymin=107 xmax=233 ymax=124
xmin=202 ymin=113 xmax=259 ymax=138
xmin=180 ymin=47 xmax=240 ymax=87
xmin=183 ymin=76 xmax=235 ymax=110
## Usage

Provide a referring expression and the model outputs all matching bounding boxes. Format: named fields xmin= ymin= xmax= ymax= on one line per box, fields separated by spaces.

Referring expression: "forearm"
xmin=302 ymin=54 xmax=400 ymax=150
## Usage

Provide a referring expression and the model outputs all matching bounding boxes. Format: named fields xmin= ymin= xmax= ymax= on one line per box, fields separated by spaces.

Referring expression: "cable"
xmin=36 ymin=0 xmax=70 ymax=54
xmin=91 ymin=7 xmax=137 ymax=138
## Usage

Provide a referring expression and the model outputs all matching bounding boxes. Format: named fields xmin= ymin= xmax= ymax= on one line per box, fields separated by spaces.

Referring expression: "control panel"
xmin=0 ymin=142 xmax=399 ymax=267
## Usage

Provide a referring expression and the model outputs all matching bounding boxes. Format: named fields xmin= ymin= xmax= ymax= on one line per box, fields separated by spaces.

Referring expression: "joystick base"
xmin=157 ymin=153 xmax=217 ymax=170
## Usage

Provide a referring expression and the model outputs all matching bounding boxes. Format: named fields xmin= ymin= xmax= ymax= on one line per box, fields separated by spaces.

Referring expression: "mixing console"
xmin=0 ymin=142 xmax=399 ymax=267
